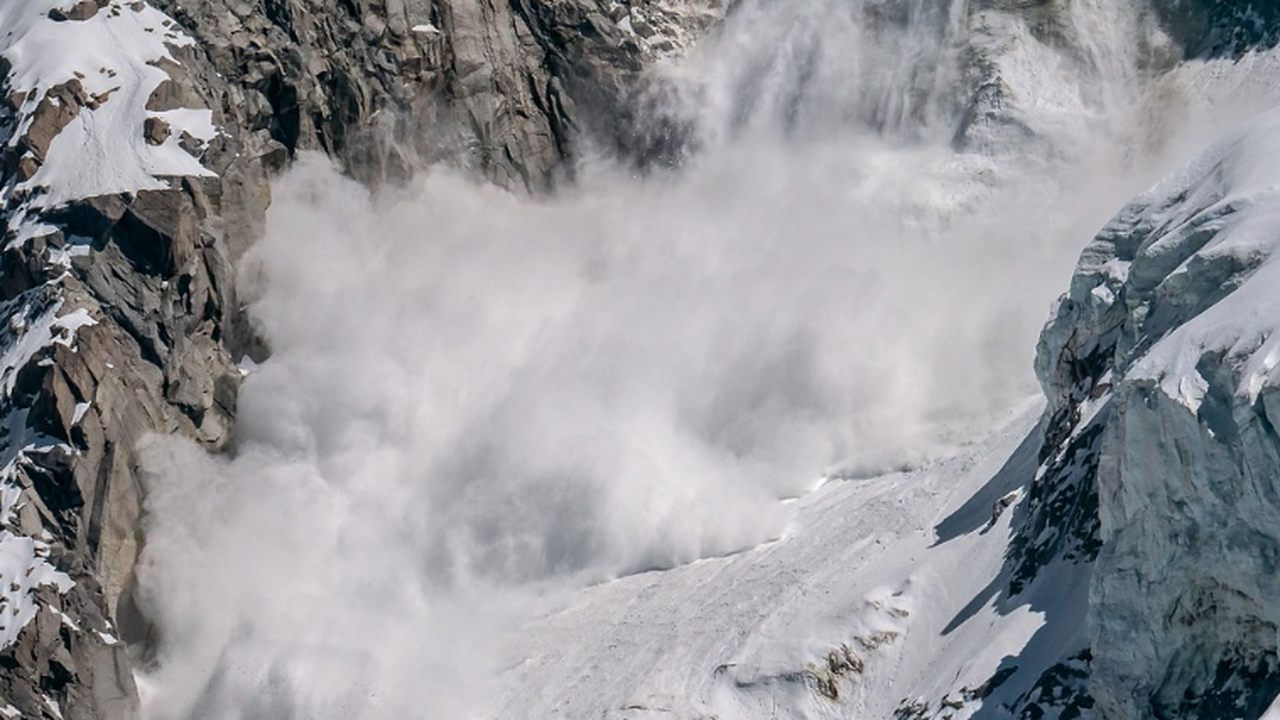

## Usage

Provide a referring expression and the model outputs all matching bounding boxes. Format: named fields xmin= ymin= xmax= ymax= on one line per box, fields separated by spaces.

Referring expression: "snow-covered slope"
xmin=496 ymin=401 xmax=1081 ymax=719
xmin=489 ymin=32 xmax=1280 ymax=720
xmin=491 ymin=92 xmax=1280 ymax=720
xmin=0 ymin=0 xmax=219 ymax=236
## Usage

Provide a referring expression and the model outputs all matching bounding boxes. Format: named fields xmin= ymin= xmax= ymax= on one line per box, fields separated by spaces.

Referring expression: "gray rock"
xmin=48 ymin=0 xmax=102 ymax=22
xmin=1025 ymin=104 xmax=1280 ymax=719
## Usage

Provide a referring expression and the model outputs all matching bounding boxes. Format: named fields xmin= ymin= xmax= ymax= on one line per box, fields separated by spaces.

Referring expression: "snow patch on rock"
xmin=0 ymin=460 xmax=74 ymax=650
xmin=0 ymin=0 xmax=217 ymax=227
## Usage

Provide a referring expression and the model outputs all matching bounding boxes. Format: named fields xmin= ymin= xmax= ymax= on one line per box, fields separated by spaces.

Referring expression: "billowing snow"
xmin=123 ymin=0 xmax=1280 ymax=715
xmin=3 ymin=0 xmax=1280 ymax=713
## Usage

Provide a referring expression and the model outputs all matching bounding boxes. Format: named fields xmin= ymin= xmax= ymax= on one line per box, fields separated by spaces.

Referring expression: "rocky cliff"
xmin=1030 ymin=108 xmax=1280 ymax=719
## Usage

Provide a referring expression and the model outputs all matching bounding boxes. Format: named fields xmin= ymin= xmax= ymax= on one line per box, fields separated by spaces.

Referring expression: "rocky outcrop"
xmin=1026 ymin=107 xmax=1280 ymax=718
xmin=148 ymin=0 xmax=726 ymax=192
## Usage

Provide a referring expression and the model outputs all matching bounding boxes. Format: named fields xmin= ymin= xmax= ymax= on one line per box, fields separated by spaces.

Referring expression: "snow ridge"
xmin=1034 ymin=104 xmax=1280 ymax=718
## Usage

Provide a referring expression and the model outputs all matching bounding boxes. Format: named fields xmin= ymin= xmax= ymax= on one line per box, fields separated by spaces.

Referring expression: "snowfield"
xmin=496 ymin=400 xmax=1080 ymax=719
xmin=0 ymin=0 xmax=217 ymax=239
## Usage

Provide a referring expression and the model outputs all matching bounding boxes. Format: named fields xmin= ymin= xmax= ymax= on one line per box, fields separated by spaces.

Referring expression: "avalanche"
xmin=5 ymin=0 xmax=1280 ymax=717
xmin=496 ymin=400 xmax=1062 ymax=719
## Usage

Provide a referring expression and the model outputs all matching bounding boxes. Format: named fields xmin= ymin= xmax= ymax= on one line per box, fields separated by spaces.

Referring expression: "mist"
xmin=126 ymin=0 xmax=1226 ymax=716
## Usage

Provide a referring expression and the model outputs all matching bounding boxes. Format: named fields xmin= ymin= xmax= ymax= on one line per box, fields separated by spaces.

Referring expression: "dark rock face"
xmin=148 ymin=0 xmax=723 ymax=192
xmin=152 ymin=0 xmax=566 ymax=191
xmin=0 ymin=182 xmax=243 ymax=719
xmin=1151 ymin=0 xmax=1280 ymax=58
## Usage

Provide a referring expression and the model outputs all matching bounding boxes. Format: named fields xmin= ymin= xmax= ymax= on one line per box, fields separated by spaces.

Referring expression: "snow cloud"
xmin=126 ymin=0 xmax=1208 ymax=715
xmin=131 ymin=132 xmax=1130 ymax=717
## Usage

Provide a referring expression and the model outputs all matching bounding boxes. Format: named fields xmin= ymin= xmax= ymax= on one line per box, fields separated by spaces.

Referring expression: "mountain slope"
xmin=496 ymin=402 xmax=1073 ymax=719
xmin=4 ymin=0 xmax=1280 ymax=717
xmin=1036 ymin=106 xmax=1280 ymax=719
xmin=491 ymin=97 xmax=1280 ymax=720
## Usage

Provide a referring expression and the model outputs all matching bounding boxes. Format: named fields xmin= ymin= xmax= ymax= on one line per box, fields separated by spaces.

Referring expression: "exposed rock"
xmin=48 ymin=0 xmax=103 ymax=22
xmin=147 ymin=0 xmax=726 ymax=191
xmin=18 ymin=80 xmax=89 ymax=164
xmin=1151 ymin=0 xmax=1280 ymax=58
xmin=142 ymin=116 xmax=170 ymax=146
xmin=1027 ymin=106 xmax=1280 ymax=719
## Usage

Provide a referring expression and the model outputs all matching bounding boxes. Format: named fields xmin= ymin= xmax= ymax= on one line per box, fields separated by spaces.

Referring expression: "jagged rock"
xmin=48 ymin=0 xmax=103 ymax=22
xmin=142 ymin=117 xmax=170 ymax=146
xmin=18 ymin=80 xmax=89 ymax=163
xmin=1029 ymin=108 xmax=1280 ymax=719
xmin=148 ymin=0 xmax=723 ymax=191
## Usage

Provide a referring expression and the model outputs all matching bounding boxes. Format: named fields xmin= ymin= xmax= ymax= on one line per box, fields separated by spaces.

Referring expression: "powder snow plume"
xmin=125 ymin=0 xmax=1244 ymax=715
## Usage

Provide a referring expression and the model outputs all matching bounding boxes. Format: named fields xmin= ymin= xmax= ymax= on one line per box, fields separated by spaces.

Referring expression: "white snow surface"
xmin=1124 ymin=109 xmax=1280 ymax=407
xmin=497 ymin=400 xmax=1082 ymax=718
xmin=0 ymin=0 xmax=216 ymax=219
